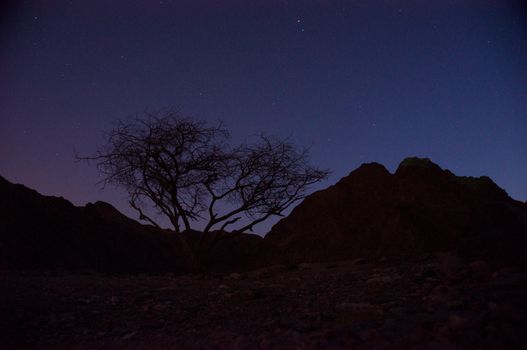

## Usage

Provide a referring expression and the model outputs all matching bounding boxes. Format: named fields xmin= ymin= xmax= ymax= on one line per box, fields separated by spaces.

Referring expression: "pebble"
xmin=366 ymin=274 xmax=400 ymax=284
xmin=437 ymin=253 xmax=463 ymax=276
xmin=121 ymin=331 xmax=138 ymax=340
xmin=335 ymin=302 xmax=377 ymax=312
xmin=469 ymin=260 xmax=490 ymax=280
xmin=448 ymin=314 xmax=470 ymax=330
xmin=228 ymin=273 xmax=242 ymax=280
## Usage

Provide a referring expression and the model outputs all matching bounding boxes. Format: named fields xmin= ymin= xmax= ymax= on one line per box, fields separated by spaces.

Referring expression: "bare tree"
xmin=80 ymin=110 xmax=329 ymax=233
xmin=203 ymin=135 xmax=329 ymax=233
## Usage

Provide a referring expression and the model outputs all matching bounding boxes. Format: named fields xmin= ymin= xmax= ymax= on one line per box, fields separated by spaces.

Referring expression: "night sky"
xmin=1 ymin=1 xmax=526 ymax=234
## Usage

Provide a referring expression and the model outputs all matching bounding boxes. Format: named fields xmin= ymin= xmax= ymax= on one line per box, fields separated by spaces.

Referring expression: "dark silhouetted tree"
xmin=79 ymin=110 xmax=329 ymax=233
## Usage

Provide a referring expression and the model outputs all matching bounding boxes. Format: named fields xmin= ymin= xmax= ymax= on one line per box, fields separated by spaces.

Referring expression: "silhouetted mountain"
xmin=265 ymin=157 xmax=527 ymax=267
xmin=0 ymin=175 xmax=271 ymax=273
xmin=0 ymin=176 xmax=197 ymax=273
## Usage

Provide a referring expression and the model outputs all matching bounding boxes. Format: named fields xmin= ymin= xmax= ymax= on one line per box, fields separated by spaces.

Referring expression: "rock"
xmin=279 ymin=315 xmax=312 ymax=332
xmin=335 ymin=302 xmax=381 ymax=315
xmin=351 ymin=258 xmax=367 ymax=265
xmin=121 ymin=331 xmax=138 ymax=340
xmin=469 ymin=260 xmax=490 ymax=280
xmin=365 ymin=283 xmax=384 ymax=296
xmin=437 ymin=253 xmax=463 ymax=277
xmin=448 ymin=314 xmax=470 ymax=330
xmin=96 ymin=331 xmax=106 ymax=338
xmin=154 ymin=302 xmax=171 ymax=310
xmin=77 ymin=297 xmax=91 ymax=305
xmin=488 ymin=301 xmax=498 ymax=311
xmin=420 ymin=265 xmax=438 ymax=279
xmin=365 ymin=274 xmax=400 ymax=284
xmin=299 ymin=263 xmax=313 ymax=270
xmin=228 ymin=272 xmax=242 ymax=280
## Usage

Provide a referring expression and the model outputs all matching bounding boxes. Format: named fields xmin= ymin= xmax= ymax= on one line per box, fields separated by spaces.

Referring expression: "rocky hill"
xmin=0 ymin=176 xmax=272 ymax=274
xmin=0 ymin=176 xmax=197 ymax=273
xmin=265 ymin=157 xmax=527 ymax=267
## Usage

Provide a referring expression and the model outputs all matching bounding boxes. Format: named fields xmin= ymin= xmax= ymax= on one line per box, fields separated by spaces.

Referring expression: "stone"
xmin=437 ymin=253 xmax=463 ymax=277
xmin=335 ymin=302 xmax=382 ymax=318
xmin=469 ymin=260 xmax=490 ymax=280
xmin=448 ymin=314 xmax=470 ymax=330
xmin=121 ymin=331 xmax=138 ymax=340
xmin=228 ymin=272 xmax=242 ymax=280
xmin=365 ymin=274 xmax=400 ymax=284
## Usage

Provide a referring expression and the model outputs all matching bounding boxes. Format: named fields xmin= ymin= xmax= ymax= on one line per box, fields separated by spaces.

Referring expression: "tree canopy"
xmin=81 ymin=111 xmax=329 ymax=233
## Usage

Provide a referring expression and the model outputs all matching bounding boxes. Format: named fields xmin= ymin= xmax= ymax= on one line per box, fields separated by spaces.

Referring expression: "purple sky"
xmin=1 ymin=0 xmax=526 ymax=235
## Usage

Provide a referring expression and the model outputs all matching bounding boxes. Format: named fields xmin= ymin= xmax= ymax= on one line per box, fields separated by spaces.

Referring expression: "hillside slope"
xmin=0 ymin=176 xmax=197 ymax=273
xmin=265 ymin=157 xmax=527 ymax=266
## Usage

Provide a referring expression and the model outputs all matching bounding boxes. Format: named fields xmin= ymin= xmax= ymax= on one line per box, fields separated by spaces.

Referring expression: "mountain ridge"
xmin=0 ymin=175 xmax=197 ymax=273
xmin=265 ymin=157 xmax=527 ymax=267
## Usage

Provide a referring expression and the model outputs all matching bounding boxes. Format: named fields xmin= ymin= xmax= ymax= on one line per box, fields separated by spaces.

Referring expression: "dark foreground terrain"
xmin=2 ymin=254 xmax=526 ymax=350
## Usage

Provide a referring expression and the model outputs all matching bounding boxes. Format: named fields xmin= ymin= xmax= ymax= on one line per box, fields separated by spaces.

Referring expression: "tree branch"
xmin=219 ymin=216 xmax=242 ymax=232
xmin=129 ymin=199 xmax=161 ymax=229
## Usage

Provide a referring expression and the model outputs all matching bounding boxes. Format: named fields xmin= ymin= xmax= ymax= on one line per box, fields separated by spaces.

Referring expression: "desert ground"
xmin=2 ymin=254 xmax=526 ymax=349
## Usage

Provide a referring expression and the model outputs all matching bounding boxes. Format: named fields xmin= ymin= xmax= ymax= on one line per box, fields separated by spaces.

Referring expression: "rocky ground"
xmin=1 ymin=254 xmax=526 ymax=350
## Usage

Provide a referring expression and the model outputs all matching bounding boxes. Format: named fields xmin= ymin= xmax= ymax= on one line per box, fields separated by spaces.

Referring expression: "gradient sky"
xmin=1 ymin=0 xmax=526 ymax=234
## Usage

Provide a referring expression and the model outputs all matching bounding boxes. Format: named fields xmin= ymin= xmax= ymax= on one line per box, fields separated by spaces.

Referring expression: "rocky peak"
xmin=395 ymin=157 xmax=446 ymax=178
xmin=265 ymin=157 xmax=527 ymax=267
xmin=350 ymin=162 xmax=390 ymax=178
xmin=332 ymin=162 xmax=391 ymax=192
